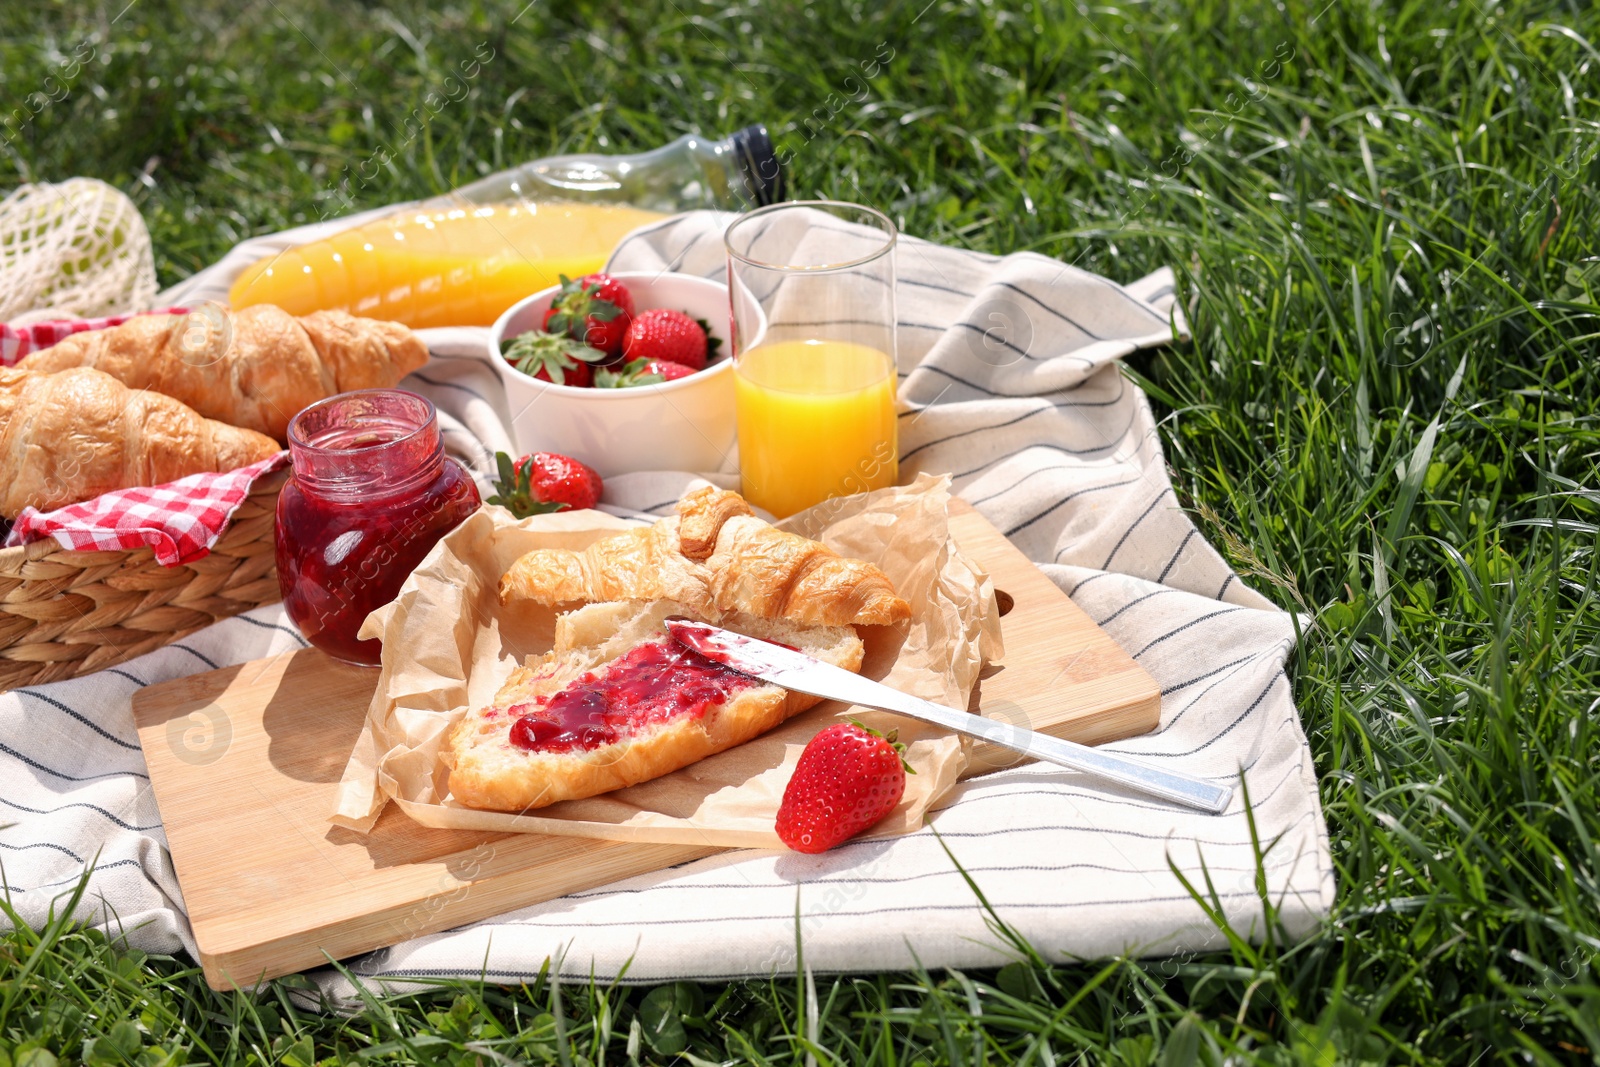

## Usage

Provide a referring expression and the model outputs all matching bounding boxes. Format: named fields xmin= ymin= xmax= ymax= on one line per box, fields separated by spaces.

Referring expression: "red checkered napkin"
xmin=5 ymin=453 xmax=290 ymax=566
xmin=0 ymin=307 xmax=190 ymax=366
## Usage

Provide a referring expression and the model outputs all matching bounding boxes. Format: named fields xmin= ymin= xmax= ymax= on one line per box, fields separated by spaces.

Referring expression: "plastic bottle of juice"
xmin=230 ymin=126 xmax=783 ymax=329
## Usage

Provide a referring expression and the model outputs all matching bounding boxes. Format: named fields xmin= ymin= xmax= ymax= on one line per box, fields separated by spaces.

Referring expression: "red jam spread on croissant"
xmin=507 ymin=638 xmax=761 ymax=753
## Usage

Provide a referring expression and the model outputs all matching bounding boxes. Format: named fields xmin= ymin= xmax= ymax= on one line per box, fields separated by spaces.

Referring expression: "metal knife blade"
xmin=665 ymin=617 xmax=1233 ymax=815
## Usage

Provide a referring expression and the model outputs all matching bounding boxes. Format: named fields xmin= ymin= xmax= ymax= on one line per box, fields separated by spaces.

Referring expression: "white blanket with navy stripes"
xmin=1 ymin=208 xmax=1331 ymax=1005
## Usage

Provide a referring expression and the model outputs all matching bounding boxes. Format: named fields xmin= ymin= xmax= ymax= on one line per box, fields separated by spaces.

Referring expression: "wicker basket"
xmin=0 ymin=470 xmax=289 ymax=690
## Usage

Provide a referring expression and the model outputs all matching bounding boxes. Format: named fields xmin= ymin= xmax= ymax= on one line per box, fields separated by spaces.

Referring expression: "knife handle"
xmin=912 ymin=698 xmax=1234 ymax=815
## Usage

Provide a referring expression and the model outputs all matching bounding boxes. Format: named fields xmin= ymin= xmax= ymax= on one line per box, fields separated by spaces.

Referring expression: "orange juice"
xmin=734 ymin=339 xmax=898 ymax=518
xmin=228 ymin=201 xmax=665 ymax=328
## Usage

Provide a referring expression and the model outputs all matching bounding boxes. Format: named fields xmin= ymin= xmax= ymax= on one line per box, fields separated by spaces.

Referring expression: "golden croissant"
xmin=0 ymin=366 xmax=282 ymax=516
xmin=499 ymin=486 xmax=912 ymax=628
xmin=18 ymin=304 xmax=428 ymax=442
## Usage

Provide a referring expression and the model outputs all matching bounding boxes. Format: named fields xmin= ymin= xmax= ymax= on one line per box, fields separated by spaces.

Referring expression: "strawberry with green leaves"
xmin=487 ymin=451 xmax=603 ymax=516
xmin=500 ymin=330 xmax=605 ymax=387
xmin=623 ymin=308 xmax=718 ymax=370
xmin=594 ymin=357 xmax=697 ymax=388
xmin=775 ymin=722 xmax=912 ymax=853
xmin=542 ymin=273 xmax=635 ymax=357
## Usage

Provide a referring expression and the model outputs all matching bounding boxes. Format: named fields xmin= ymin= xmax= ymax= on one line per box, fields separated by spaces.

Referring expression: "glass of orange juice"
xmin=724 ymin=201 xmax=898 ymax=519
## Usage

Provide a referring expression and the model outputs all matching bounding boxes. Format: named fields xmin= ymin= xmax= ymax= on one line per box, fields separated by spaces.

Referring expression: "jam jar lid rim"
xmin=287 ymin=388 xmax=439 ymax=456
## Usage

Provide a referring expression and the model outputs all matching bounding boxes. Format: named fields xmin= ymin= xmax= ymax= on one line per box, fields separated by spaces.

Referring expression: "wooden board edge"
xmin=963 ymin=677 xmax=1161 ymax=776
xmin=196 ymin=841 xmax=724 ymax=990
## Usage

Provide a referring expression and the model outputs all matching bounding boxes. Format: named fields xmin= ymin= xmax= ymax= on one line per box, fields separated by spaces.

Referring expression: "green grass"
xmin=3 ymin=0 xmax=1599 ymax=1062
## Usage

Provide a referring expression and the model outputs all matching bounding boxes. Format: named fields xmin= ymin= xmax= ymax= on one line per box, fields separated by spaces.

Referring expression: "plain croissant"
xmin=500 ymin=520 xmax=720 ymax=617
xmin=0 ymin=366 xmax=282 ymax=516
xmin=18 ymin=304 xmax=429 ymax=442
xmin=499 ymin=486 xmax=912 ymax=628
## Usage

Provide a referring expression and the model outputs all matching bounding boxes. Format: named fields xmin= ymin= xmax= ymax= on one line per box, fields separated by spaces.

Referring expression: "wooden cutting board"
xmin=132 ymin=502 xmax=1158 ymax=990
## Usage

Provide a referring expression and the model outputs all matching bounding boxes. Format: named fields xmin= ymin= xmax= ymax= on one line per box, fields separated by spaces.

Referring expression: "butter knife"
xmin=664 ymin=618 xmax=1232 ymax=815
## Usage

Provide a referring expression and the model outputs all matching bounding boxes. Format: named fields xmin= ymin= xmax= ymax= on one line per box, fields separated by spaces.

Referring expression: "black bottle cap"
xmin=730 ymin=124 xmax=785 ymax=207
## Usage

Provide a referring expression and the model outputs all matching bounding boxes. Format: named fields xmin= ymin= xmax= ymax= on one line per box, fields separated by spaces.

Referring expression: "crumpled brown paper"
xmin=330 ymin=473 xmax=1003 ymax=848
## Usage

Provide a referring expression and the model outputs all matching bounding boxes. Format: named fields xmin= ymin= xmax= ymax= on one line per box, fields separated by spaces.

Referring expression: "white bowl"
xmin=488 ymin=272 xmax=736 ymax=476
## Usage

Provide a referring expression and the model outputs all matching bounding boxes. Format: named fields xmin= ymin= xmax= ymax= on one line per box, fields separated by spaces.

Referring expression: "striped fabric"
xmin=0 ymin=208 xmax=1331 ymax=1005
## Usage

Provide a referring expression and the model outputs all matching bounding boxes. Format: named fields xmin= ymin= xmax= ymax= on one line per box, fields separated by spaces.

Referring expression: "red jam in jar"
xmin=275 ymin=389 xmax=480 ymax=665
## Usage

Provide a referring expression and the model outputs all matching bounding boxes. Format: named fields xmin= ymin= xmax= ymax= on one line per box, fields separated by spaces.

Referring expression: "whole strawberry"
xmin=542 ymin=273 xmax=634 ymax=357
xmin=487 ymin=451 xmax=603 ymax=515
xmin=776 ymin=723 xmax=911 ymax=853
xmin=593 ymin=357 xmax=697 ymax=388
xmin=623 ymin=308 xmax=715 ymax=370
xmin=500 ymin=330 xmax=605 ymax=387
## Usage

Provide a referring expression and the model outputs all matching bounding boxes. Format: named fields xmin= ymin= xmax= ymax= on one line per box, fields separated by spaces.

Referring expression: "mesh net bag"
xmin=0 ymin=178 xmax=158 ymax=326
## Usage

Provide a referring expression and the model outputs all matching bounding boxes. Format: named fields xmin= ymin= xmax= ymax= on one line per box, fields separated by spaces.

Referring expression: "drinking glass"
xmin=724 ymin=201 xmax=898 ymax=518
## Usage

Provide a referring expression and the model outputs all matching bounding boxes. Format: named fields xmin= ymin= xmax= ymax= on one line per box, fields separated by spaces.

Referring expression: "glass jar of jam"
xmin=275 ymin=389 xmax=481 ymax=665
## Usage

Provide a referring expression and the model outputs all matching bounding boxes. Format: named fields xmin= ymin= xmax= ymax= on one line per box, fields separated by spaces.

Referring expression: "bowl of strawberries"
xmin=489 ymin=271 xmax=737 ymax=476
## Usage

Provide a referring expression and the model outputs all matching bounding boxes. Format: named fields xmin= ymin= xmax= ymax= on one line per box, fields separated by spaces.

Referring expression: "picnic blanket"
xmin=0 ymin=207 xmax=1332 ymax=1007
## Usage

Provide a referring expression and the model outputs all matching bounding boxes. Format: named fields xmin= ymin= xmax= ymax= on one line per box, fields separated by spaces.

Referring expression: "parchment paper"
xmin=330 ymin=473 xmax=1003 ymax=848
